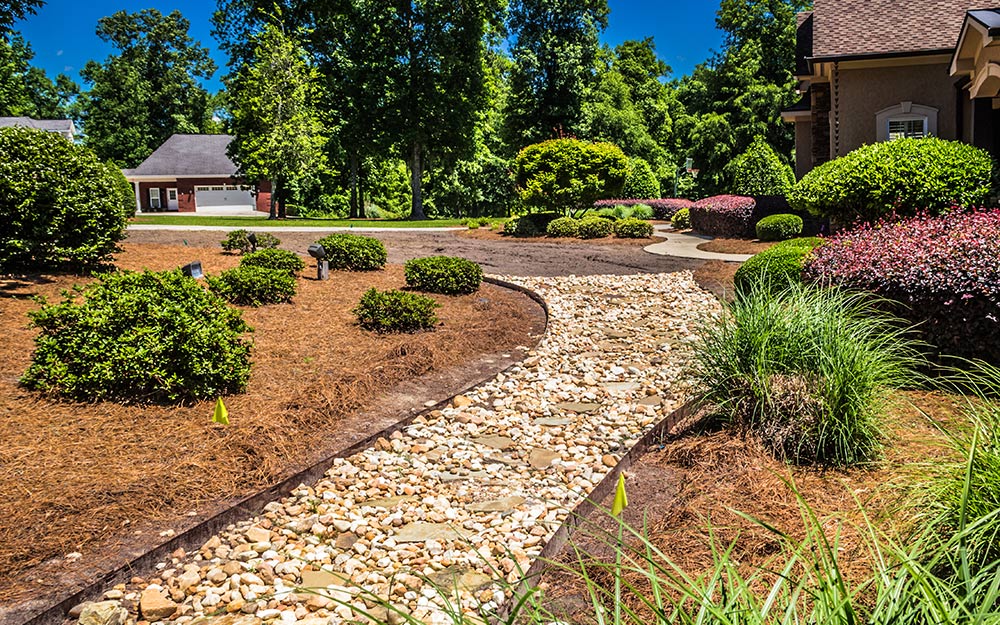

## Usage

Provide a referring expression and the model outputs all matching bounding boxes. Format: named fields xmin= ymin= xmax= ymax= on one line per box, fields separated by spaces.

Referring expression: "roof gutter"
xmin=808 ymin=47 xmax=953 ymax=65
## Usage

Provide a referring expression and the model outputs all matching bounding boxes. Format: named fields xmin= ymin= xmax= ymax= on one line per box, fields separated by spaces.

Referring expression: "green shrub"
xmin=208 ymin=266 xmax=297 ymax=307
xmin=353 ymin=288 xmax=440 ymax=333
xmin=577 ymin=216 xmax=614 ymax=239
xmin=734 ymin=237 xmax=824 ymax=295
xmin=595 ymin=207 xmax=622 ymax=221
xmin=220 ymin=230 xmax=281 ymax=255
xmin=695 ymin=283 xmax=921 ymax=465
xmin=404 ymin=256 xmax=482 ymax=295
xmin=630 ymin=204 xmax=654 ymax=220
xmin=20 ymin=270 xmax=252 ymax=403
xmin=0 ymin=127 xmax=132 ymax=270
xmin=788 ymin=137 xmax=992 ymax=222
xmin=755 ymin=213 xmax=803 ymax=241
xmin=614 ymin=217 xmax=654 ymax=239
xmin=547 ymin=217 xmax=580 ymax=238
xmin=314 ymin=233 xmax=387 ymax=271
xmin=476 ymin=217 xmax=492 ymax=227
xmin=239 ymin=248 xmax=305 ymax=275
xmin=622 ymin=158 xmax=661 ymax=199
xmin=502 ymin=215 xmax=545 ymax=237
xmin=726 ymin=136 xmax=795 ymax=197
xmin=672 ymin=207 xmax=691 ymax=229
xmin=515 ymin=138 xmax=630 ymax=216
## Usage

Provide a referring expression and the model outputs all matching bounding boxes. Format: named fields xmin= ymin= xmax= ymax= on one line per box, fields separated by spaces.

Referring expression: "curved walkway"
xmin=77 ymin=273 xmax=720 ymax=625
xmin=644 ymin=225 xmax=753 ymax=262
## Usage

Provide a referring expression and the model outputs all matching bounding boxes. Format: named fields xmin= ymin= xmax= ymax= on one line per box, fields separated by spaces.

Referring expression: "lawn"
xmin=129 ymin=215 xmax=472 ymax=228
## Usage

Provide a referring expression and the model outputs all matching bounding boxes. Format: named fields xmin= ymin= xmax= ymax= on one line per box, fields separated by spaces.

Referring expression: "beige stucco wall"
xmin=833 ymin=61 xmax=957 ymax=158
xmin=794 ymin=119 xmax=813 ymax=179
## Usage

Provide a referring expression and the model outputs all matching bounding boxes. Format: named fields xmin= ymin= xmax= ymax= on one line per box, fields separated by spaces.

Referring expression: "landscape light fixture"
xmin=181 ymin=261 xmax=204 ymax=279
xmin=247 ymin=232 xmax=258 ymax=252
xmin=308 ymin=244 xmax=329 ymax=281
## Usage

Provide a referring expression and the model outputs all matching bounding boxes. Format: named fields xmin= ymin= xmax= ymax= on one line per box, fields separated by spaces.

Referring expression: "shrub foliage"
xmin=577 ymin=216 xmax=614 ymax=239
xmin=690 ymin=195 xmax=756 ymax=237
xmin=220 ymin=230 xmax=281 ymax=255
xmin=353 ymin=288 xmax=440 ymax=333
xmin=208 ymin=266 xmax=297 ymax=307
xmin=672 ymin=207 xmax=691 ymax=229
xmin=516 ymin=138 xmax=629 ymax=216
xmin=546 ymin=216 xmax=580 ymax=238
xmin=0 ymin=127 xmax=132 ymax=270
xmin=613 ymin=217 xmax=654 ymax=239
xmin=315 ymin=233 xmax=387 ymax=271
xmin=735 ymin=237 xmax=824 ymax=295
xmin=756 ymin=213 xmax=803 ymax=241
xmin=21 ymin=270 xmax=252 ymax=403
xmin=594 ymin=198 xmax=690 ymax=220
xmin=803 ymin=210 xmax=1000 ymax=363
xmin=404 ymin=256 xmax=483 ymax=295
xmin=622 ymin=158 xmax=661 ymax=199
xmin=239 ymin=248 xmax=305 ymax=275
xmin=788 ymin=137 xmax=992 ymax=223
xmin=727 ymin=136 xmax=795 ymax=197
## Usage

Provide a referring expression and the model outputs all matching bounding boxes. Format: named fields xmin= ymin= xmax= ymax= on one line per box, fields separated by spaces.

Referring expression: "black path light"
xmin=308 ymin=244 xmax=329 ymax=281
xmin=247 ymin=232 xmax=258 ymax=252
xmin=181 ymin=261 xmax=204 ymax=279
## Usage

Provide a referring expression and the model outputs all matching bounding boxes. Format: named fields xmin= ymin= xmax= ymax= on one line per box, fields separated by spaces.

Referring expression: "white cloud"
xmin=56 ymin=50 xmax=63 ymax=56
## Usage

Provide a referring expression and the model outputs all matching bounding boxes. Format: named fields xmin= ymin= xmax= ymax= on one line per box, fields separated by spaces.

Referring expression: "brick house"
xmin=123 ymin=134 xmax=271 ymax=213
xmin=784 ymin=1 xmax=1000 ymax=178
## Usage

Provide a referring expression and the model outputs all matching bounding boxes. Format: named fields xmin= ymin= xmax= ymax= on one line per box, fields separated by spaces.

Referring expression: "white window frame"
xmin=876 ymin=101 xmax=938 ymax=142
xmin=148 ymin=187 xmax=161 ymax=209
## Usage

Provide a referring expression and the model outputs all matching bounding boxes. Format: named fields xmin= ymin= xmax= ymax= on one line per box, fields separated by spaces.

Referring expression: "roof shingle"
xmin=130 ymin=134 xmax=237 ymax=177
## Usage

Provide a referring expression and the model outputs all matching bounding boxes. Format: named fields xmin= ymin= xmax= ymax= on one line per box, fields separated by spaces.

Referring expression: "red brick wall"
xmin=137 ymin=182 xmax=170 ymax=212
xmin=255 ymin=180 xmax=272 ymax=214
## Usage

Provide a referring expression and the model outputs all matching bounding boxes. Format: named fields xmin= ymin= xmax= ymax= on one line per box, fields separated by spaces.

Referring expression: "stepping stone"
xmin=394 ymin=522 xmax=466 ymax=543
xmin=427 ymin=566 xmax=493 ymax=591
xmin=554 ymin=402 xmax=601 ymax=414
xmin=604 ymin=329 xmax=630 ymax=339
xmin=637 ymin=395 xmax=662 ymax=407
xmin=602 ymin=382 xmax=641 ymax=393
xmin=528 ymin=448 xmax=560 ymax=469
xmin=358 ymin=496 xmax=415 ymax=509
xmin=471 ymin=435 xmax=514 ymax=450
xmin=465 ymin=496 xmax=526 ymax=513
xmin=300 ymin=569 xmax=350 ymax=589
xmin=534 ymin=417 xmax=572 ymax=427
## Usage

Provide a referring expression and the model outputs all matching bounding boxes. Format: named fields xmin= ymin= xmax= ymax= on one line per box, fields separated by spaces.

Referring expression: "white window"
xmin=876 ymin=102 xmax=938 ymax=142
xmin=211 ymin=186 xmax=224 ymax=191
xmin=195 ymin=186 xmax=211 ymax=192
xmin=149 ymin=187 xmax=161 ymax=209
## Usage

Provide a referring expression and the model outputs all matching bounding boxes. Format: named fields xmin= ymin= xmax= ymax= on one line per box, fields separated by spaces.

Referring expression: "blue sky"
xmin=15 ymin=1 xmax=724 ymax=92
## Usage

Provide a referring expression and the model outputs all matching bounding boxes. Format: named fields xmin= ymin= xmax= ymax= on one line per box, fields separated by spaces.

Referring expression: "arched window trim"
xmin=875 ymin=101 xmax=939 ymax=141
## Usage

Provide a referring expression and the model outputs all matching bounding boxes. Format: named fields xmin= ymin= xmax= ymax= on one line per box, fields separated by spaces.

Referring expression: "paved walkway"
xmin=129 ymin=225 xmax=465 ymax=233
xmin=644 ymin=225 xmax=753 ymax=262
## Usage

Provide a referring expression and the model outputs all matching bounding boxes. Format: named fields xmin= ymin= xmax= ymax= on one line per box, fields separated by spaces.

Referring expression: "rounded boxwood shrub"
xmin=239 ymin=248 xmax=305 ymax=275
xmin=405 ymin=256 xmax=483 ymax=295
xmin=577 ymin=216 xmax=614 ymax=239
xmin=622 ymin=158 xmax=661 ymax=199
xmin=726 ymin=136 xmax=795 ymax=197
xmin=220 ymin=230 xmax=281 ymax=255
xmin=20 ymin=270 xmax=252 ymax=403
xmin=547 ymin=217 xmax=580 ymax=238
xmin=614 ymin=217 xmax=654 ymax=239
xmin=0 ymin=127 xmax=132 ymax=271
xmin=314 ymin=233 xmax=387 ymax=271
xmin=353 ymin=288 xmax=440 ymax=333
xmin=672 ymin=207 xmax=691 ymax=229
xmin=516 ymin=138 xmax=630 ymax=215
xmin=208 ymin=266 xmax=297 ymax=307
xmin=734 ymin=237 xmax=825 ymax=296
xmin=788 ymin=137 xmax=992 ymax=223
xmin=756 ymin=214 xmax=804 ymax=242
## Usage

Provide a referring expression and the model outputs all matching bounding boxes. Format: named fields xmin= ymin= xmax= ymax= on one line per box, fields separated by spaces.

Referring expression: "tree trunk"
xmin=408 ymin=142 xmax=427 ymax=220
xmin=268 ymin=179 xmax=277 ymax=220
xmin=277 ymin=176 xmax=287 ymax=219
xmin=349 ymin=153 xmax=360 ymax=219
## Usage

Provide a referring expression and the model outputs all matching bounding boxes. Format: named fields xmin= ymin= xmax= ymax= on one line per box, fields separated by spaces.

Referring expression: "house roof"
xmin=0 ymin=117 xmax=75 ymax=134
xmin=810 ymin=0 xmax=983 ymax=60
xmin=129 ymin=134 xmax=237 ymax=177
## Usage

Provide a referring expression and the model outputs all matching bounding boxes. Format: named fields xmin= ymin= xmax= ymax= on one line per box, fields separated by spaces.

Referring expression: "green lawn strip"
xmin=129 ymin=215 xmax=470 ymax=228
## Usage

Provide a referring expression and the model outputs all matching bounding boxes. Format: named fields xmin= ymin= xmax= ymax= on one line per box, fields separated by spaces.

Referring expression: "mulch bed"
xmin=456 ymin=228 xmax=662 ymax=246
xmin=696 ymin=237 xmax=777 ymax=254
xmin=0 ymin=243 xmax=544 ymax=607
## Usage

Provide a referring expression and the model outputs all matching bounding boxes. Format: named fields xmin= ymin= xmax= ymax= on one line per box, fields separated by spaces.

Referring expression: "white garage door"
xmin=195 ymin=185 xmax=255 ymax=212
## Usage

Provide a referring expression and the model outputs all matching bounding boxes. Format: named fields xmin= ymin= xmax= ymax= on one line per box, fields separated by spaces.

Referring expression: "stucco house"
xmin=123 ymin=134 xmax=271 ymax=214
xmin=0 ymin=117 xmax=75 ymax=141
xmin=784 ymin=1 xmax=1000 ymax=178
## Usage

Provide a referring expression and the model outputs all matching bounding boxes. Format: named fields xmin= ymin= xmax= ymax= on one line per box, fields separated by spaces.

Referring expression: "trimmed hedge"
xmin=803 ymin=211 xmax=1000 ymax=363
xmin=208 ymin=266 xmax=297 ymax=307
xmin=0 ymin=127 xmax=132 ymax=270
xmin=734 ymin=237 xmax=825 ymax=296
xmin=756 ymin=214 xmax=803 ymax=242
xmin=353 ymin=288 xmax=440 ymax=333
xmin=221 ymin=230 xmax=281 ymax=255
xmin=404 ymin=256 xmax=483 ymax=295
xmin=788 ymin=137 xmax=992 ymax=223
xmin=577 ymin=216 xmax=614 ymax=239
xmin=21 ymin=270 xmax=252 ymax=403
xmin=614 ymin=217 xmax=654 ymax=239
xmin=622 ymin=158 xmax=661 ymax=199
xmin=690 ymin=195 xmax=756 ymax=237
xmin=547 ymin=217 xmax=580 ymax=238
xmin=727 ymin=136 xmax=795 ymax=197
xmin=314 ymin=233 xmax=387 ymax=271
xmin=594 ymin=198 xmax=691 ymax=220
xmin=239 ymin=248 xmax=305 ymax=275
xmin=516 ymin=138 xmax=629 ymax=215
xmin=672 ymin=207 xmax=691 ymax=230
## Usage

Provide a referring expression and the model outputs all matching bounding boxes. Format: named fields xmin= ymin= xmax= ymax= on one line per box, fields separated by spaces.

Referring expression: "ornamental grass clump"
xmin=208 ymin=265 xmax=297 ymax=307
xmin=315 ymin=233 xmax=387 ymax=271
xmin=239 ymin=248 xmax=305 ymax=275
xmin=353 ymin=288 xmax=439 ymax=333
xmin=690 ymin=195 xmax=756 ymax=237
xmin=695 ymin=283 xmax=922 ymax=465
xmin=21 ymin=270 xmax=252 ymax=403
xmin=803 ymin=210 xmax=1000 ymax=363
xmin=404 ymin=256 xmax=482 ymax=295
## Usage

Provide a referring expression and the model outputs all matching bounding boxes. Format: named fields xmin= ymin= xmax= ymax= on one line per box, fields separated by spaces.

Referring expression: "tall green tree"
xmin=504 ymin=0 xmax=609 ymax=149
xmin=0 ymin=33 xmax=77 ymax=118
xmin=0 ymin=0 xmax=42 ymax=32
xmin=227 ymin=22 xmax=326 ymax=219
xmin=78 ymin=9 xmax=216 ymax=166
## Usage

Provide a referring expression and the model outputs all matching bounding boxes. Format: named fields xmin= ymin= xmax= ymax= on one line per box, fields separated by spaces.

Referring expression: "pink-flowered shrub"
xmin=690 ymin=195 xmax=756 ymax=237
xmin=804 ymin=210 xmax=1000 ymax=363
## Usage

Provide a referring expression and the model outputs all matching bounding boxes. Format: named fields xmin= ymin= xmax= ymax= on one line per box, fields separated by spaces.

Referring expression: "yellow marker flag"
xmin=611 ymin=473 xmax=628 ymax=516
xmin=213 ymin=397 xmax=229 ymax=425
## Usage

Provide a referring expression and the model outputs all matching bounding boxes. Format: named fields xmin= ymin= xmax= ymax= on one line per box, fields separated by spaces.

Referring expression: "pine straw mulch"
xmin=456 ymin=228 xmax=662 ymax=246
xmin=0 ymin=243 xmax=544 ymax=605
xmin=696 ymin=237 xmax=777 ymax=255
xmin=536 ymin=390 xmax=965 ymax=622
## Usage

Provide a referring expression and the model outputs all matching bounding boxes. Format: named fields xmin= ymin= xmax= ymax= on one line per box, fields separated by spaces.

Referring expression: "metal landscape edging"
xmin=14 ymin=277 xmax=547 ymax=625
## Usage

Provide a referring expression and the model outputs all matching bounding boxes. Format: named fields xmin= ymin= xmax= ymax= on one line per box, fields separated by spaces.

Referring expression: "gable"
xmin=129 ymin=134 xmax=238 ymax=177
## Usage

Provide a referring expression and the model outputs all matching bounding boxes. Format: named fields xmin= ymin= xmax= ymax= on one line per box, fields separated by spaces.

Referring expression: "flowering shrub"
xmin=690 ymin=195 xmax=756 ymax=237
xmin=593 ymin=198 xmax=692 ymax=220
xmin=804 ymin=211 xmax=1000 ymax=363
